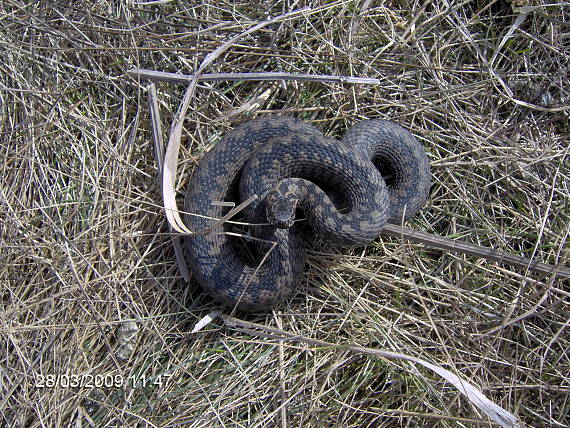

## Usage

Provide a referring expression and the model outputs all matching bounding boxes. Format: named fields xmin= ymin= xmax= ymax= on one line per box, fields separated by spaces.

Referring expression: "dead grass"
xmin=1 ymin=1 xmax=568 ymax=427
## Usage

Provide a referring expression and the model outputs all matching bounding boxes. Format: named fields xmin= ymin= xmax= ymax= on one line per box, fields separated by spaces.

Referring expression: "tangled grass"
xmin=1 ymin=1 xmax=568 ymax=427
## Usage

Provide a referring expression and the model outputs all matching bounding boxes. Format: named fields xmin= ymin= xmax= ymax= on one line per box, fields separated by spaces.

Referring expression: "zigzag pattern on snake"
xmin=184 ymin=117 xmax=431 ymax=311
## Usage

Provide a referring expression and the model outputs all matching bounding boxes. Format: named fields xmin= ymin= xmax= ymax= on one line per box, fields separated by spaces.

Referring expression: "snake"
xmin=183 ymin=117 xmax=430 ymax=311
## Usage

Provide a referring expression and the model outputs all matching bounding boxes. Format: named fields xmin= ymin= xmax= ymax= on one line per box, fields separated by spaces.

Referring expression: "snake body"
xmin=184 ymin=117 xmax=430 ymax=311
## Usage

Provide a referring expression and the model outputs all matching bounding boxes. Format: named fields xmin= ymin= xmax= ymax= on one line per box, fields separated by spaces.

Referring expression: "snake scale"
xmin=184 ymin=117 xmax=430 ymax=311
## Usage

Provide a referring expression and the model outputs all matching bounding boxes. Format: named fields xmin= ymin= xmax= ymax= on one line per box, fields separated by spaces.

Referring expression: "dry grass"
xmin=1 ymin=1 xmax=569 ymax=427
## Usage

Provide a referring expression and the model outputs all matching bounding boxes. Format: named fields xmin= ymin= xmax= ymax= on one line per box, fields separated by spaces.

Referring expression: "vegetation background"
xmin=1 ymin=1 xmax=568 ymax=427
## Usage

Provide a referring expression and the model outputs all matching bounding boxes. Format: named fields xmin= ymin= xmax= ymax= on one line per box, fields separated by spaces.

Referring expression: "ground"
xmin=1 ymin=1 xmax=568 ymax=427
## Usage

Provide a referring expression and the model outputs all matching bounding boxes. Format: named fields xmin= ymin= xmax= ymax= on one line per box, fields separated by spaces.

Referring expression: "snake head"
xmin=265 ymin=185 xmax=298 ymax=229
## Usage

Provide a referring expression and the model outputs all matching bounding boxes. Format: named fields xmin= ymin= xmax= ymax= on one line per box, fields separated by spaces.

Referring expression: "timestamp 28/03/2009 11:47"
xmin=34 ymin=373 xmax=173 ymax=389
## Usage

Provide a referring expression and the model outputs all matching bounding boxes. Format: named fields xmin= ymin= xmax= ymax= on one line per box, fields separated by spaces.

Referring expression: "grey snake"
xmin=184 ymin=117 xmax=430 ymax=311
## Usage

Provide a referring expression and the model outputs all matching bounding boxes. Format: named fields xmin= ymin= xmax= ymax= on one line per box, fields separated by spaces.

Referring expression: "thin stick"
xmin=128 ymin=69 xmax=381 ymax=85
xmin=147 ymin=83 xmax=190 ymax=282
xmin=381 ymin=223 xmax=569 ymax=279
xmin=273 ymin=311 xmax=288 ymax=428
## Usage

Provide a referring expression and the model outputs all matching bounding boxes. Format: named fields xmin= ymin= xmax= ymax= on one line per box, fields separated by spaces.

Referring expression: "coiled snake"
xmin=184 ymin=117 xmax=430 ymax=311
